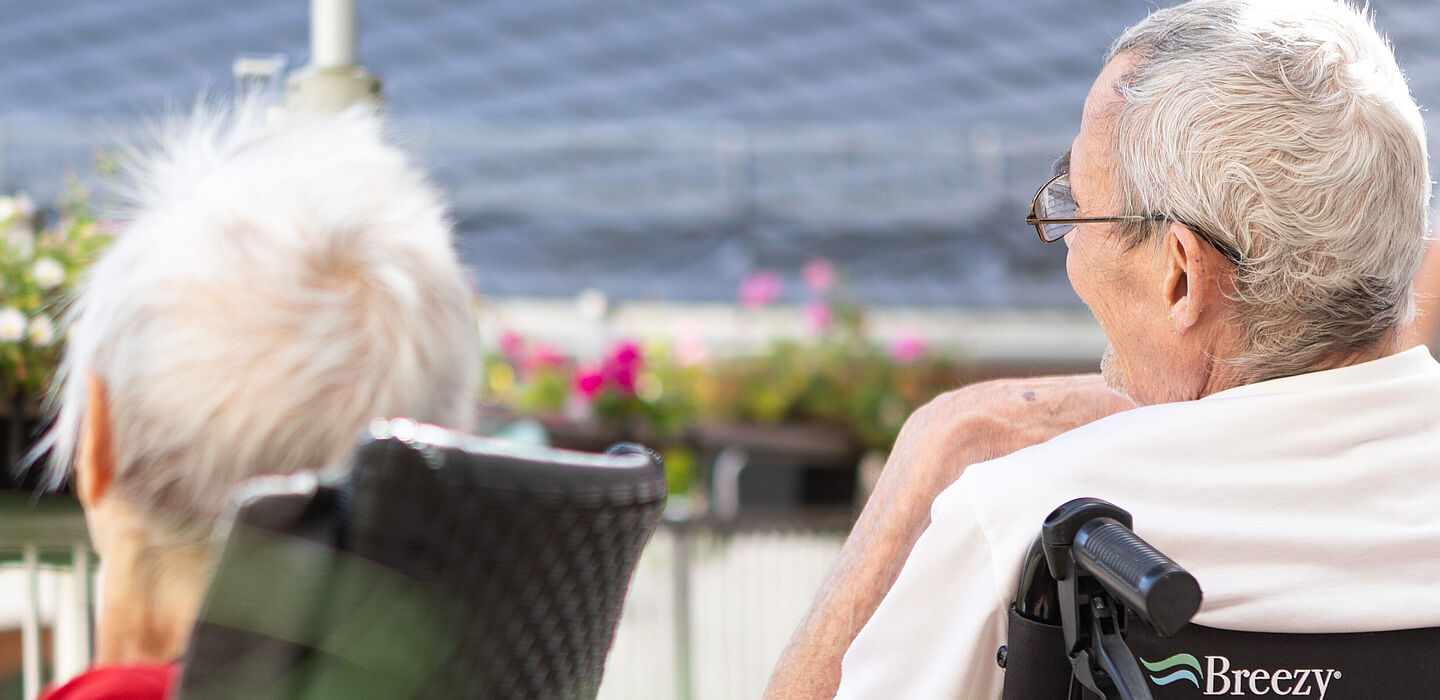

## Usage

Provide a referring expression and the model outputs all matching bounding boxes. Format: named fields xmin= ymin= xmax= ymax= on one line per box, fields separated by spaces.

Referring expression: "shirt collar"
xmin=1202 ymin=345 xmax=1439 ymax=401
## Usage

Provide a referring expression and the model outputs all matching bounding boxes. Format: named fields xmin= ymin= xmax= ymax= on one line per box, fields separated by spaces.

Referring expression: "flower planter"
xmin=686 ymin=421 xmax=863 ymax=515
xmin=686 ymin=421 xmax=859 ymax=468
xmin=475 ymin=403 xmax=640 ymax=453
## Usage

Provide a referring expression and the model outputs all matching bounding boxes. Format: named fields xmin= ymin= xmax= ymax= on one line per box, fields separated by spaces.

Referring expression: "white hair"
xmin=41 ymin=104 xmax=479 ymax=541
xmin=1107 ymin=0 xmax=1430 ymax=383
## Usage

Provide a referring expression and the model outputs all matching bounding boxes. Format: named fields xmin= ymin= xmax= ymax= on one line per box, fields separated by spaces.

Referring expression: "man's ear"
xmin=1161 ymin=224 xmax=1220 ymax=333
xmin=77 ymin=371 xmax=116 ymax=509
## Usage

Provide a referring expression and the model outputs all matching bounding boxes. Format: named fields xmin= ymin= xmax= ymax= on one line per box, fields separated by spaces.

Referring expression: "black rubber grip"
xmin=1073 ymin=517 xmax=1202 ymax=637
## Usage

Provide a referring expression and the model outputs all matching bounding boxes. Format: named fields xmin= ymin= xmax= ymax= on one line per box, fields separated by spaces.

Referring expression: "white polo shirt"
xmin=837 ymin=346 xmax=1440 ymax=699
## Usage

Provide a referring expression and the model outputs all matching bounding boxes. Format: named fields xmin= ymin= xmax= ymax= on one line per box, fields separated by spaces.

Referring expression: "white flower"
xmin=576 ymin=288 xmax=609 ymax=322
xmin=14 ymin=193 xmax=35 ymax=219
xmin=32 ymin=257 xmax=64 ymax=290
xmin=0 ymin=308 xmax=25 ymax=342
xmin=27 ymin=314 xmax=54 ymax=347
xmin=0 ymin=197 xmax=19 ymax=222
xmin=4 ymin=220 xmax=34 ymax=259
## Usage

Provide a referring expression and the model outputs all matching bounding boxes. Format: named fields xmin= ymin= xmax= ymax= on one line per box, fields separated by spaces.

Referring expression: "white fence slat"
xmin=22 ymin=544 xmax=41 ymax=700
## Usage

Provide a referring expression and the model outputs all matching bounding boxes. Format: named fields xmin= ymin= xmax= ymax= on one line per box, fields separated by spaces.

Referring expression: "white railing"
xmin=0 ymin=496 xmax=845 ymax=700
xmin=599 ymin=515 xmax=847 ymax=700
xmin=0 ymin=493 xmax=93 ymax=700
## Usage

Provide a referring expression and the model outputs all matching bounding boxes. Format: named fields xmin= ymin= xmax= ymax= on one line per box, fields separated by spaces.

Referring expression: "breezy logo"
xmin=1139 ymin=653 xmax=1341 ymax=698
xmin=1142 ymin=654 xmax=1203 ymax=688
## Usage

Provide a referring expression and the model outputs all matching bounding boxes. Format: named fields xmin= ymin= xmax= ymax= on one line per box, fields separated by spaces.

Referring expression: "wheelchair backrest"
xmin=1000 ymin=497 xmax=1440 ymax=700
xmin=1003 ymin=608 xmax=1440 ymax=699
xmin=175 ymin=420 xmax=667 ymax=700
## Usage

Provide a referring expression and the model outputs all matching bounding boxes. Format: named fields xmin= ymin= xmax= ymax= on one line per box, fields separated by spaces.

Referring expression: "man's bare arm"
xmin=763 ymin=374 xmax=1134 ymax=699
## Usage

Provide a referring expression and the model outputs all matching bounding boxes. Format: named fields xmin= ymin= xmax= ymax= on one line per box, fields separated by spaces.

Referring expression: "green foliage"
xmin=659 ymin=446 xmax=695 ymax=496
xmin=683 ymin=333 xmax=972 ymax=451
xmin=0 ymin=182 xmax=111 ymax=398
xmin=481 ymin=296 xmax=975 ymax=453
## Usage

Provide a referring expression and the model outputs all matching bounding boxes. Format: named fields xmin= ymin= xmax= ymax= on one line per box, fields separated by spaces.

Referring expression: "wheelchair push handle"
xmin=1007 ymin=499 xmax=1204 ymax=700
xmin=1040 ymin=497 xmax=1202 ymax=638
xmin=1072 ymin=517 xmax=1201 ymax=638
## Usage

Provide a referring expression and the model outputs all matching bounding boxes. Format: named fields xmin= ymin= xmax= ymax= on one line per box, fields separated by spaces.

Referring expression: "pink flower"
xmin=803 ymin=258 xmax=835 ymax=293
xmin=522 ymin=344 xmax=567 ymax=373
xmin=608 ymin=339 xmax=643 ymax=368
xmin=803 ymin=300 xmax=832 ymax=334
xmin=609 ymin=365 xmax=638 ymax=395
xmin=601 ymin=340 xmax=643 ymax=396
xmin=738 ymin=270 xmax=784 ymax=309
xmin=574 ymin=364 xmax=605 ymax=401
xmin=499 ymin=330 xmax=525 ymax=359
xmin=889 ymin=334 xmax=928 ymax=365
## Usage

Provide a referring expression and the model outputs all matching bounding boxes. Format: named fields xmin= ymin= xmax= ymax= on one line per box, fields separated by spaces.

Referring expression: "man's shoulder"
xmin=944 ymin=348 xmax=1440 ymax=583
xmin=961 ymin=397 xmax=1202 ymax=488
xmin=930 ymin=399 xmax=1208 ymax=560
xmin=943 ymin=378 xmax=1320 ymax=549
xmin=965 ymin=347 xmax=1440 ymax=491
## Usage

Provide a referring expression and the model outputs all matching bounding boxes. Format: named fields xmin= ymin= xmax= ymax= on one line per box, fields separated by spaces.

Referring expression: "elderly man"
xmin=36 ymin=107 xmax=478 ymax=697
xmin=767 ymin=0 xmax=1440 ymax=697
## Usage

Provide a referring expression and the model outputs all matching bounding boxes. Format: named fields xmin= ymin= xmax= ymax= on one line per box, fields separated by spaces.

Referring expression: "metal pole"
xmin=311 ymin=0 xmax=357 ymax=68
xmin=22 ymin=544 xmax=41 ymax=700
xmin=712 ymin=446 xmax=748 ymax=520
xmin=671 ymin=521 xmax=693 ymax=700
xmin=286 ymin=0 xmax=382 ymax=113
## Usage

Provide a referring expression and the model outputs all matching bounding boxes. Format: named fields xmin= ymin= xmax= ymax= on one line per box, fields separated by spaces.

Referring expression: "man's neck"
xmin=1201 ymin=335 xmax=1400 ymax=398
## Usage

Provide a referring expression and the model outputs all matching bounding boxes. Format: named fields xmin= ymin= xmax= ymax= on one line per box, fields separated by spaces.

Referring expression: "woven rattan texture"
xmin=341 ymin=438 xmax=666 ymax=698
xmin=177 ymin=433 xmax=666 ymax=699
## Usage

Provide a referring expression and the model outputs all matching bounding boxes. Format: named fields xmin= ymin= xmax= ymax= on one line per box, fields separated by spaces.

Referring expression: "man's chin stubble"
xmin=1100 ymin=345 xmax=1131 ymax=401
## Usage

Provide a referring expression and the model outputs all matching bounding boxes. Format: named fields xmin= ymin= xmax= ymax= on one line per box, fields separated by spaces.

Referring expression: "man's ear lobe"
xmin=1163 ymin=224 xmax=1209 ymax=331
xmin=77 ymin=372 xmax=115 ymax=508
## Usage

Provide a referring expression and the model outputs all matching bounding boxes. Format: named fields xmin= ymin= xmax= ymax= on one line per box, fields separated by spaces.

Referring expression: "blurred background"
xmin=0 ymin=0 xmax=1437 ymax=698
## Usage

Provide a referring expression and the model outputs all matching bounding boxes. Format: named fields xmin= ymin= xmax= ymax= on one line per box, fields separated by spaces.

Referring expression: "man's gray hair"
xmin=42 ymin=105 xmax=479 ymax=541
xmin=1107 ymin=0 xmax=1430 ymax=383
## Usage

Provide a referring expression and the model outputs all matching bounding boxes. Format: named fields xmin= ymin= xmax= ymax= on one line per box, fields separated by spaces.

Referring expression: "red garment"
xmin=39 ymin=663 xmax=179 ymax=700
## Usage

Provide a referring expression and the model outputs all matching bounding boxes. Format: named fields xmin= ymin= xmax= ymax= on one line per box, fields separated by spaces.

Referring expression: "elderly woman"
xmin=38 ymin=106 xmax=479 ymax=698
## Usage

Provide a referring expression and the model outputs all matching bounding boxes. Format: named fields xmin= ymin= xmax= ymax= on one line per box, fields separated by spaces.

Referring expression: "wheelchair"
xmin=174 ymin=420 xmax=667 ymax=699
xmin=999 ymin=498 xmax=1440 ymax=700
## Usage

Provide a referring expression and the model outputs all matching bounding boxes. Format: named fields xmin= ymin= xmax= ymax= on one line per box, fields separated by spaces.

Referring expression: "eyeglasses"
xmin=1024 ymin=172 xmax=1243 ymax=266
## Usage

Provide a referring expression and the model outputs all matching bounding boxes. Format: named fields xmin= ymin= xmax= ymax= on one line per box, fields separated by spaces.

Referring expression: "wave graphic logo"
xmin=1141 ymin=653 xmax=1203 ymax=688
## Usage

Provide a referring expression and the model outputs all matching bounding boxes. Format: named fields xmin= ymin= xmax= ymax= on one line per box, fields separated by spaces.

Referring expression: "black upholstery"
xmin=176 ymin=421 xmax=667 ymax=699
xmin=1000 ymin=498 xmax=1440 ymax=700
xmin=1002 ymin=609 xmax=1440 ymax=700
